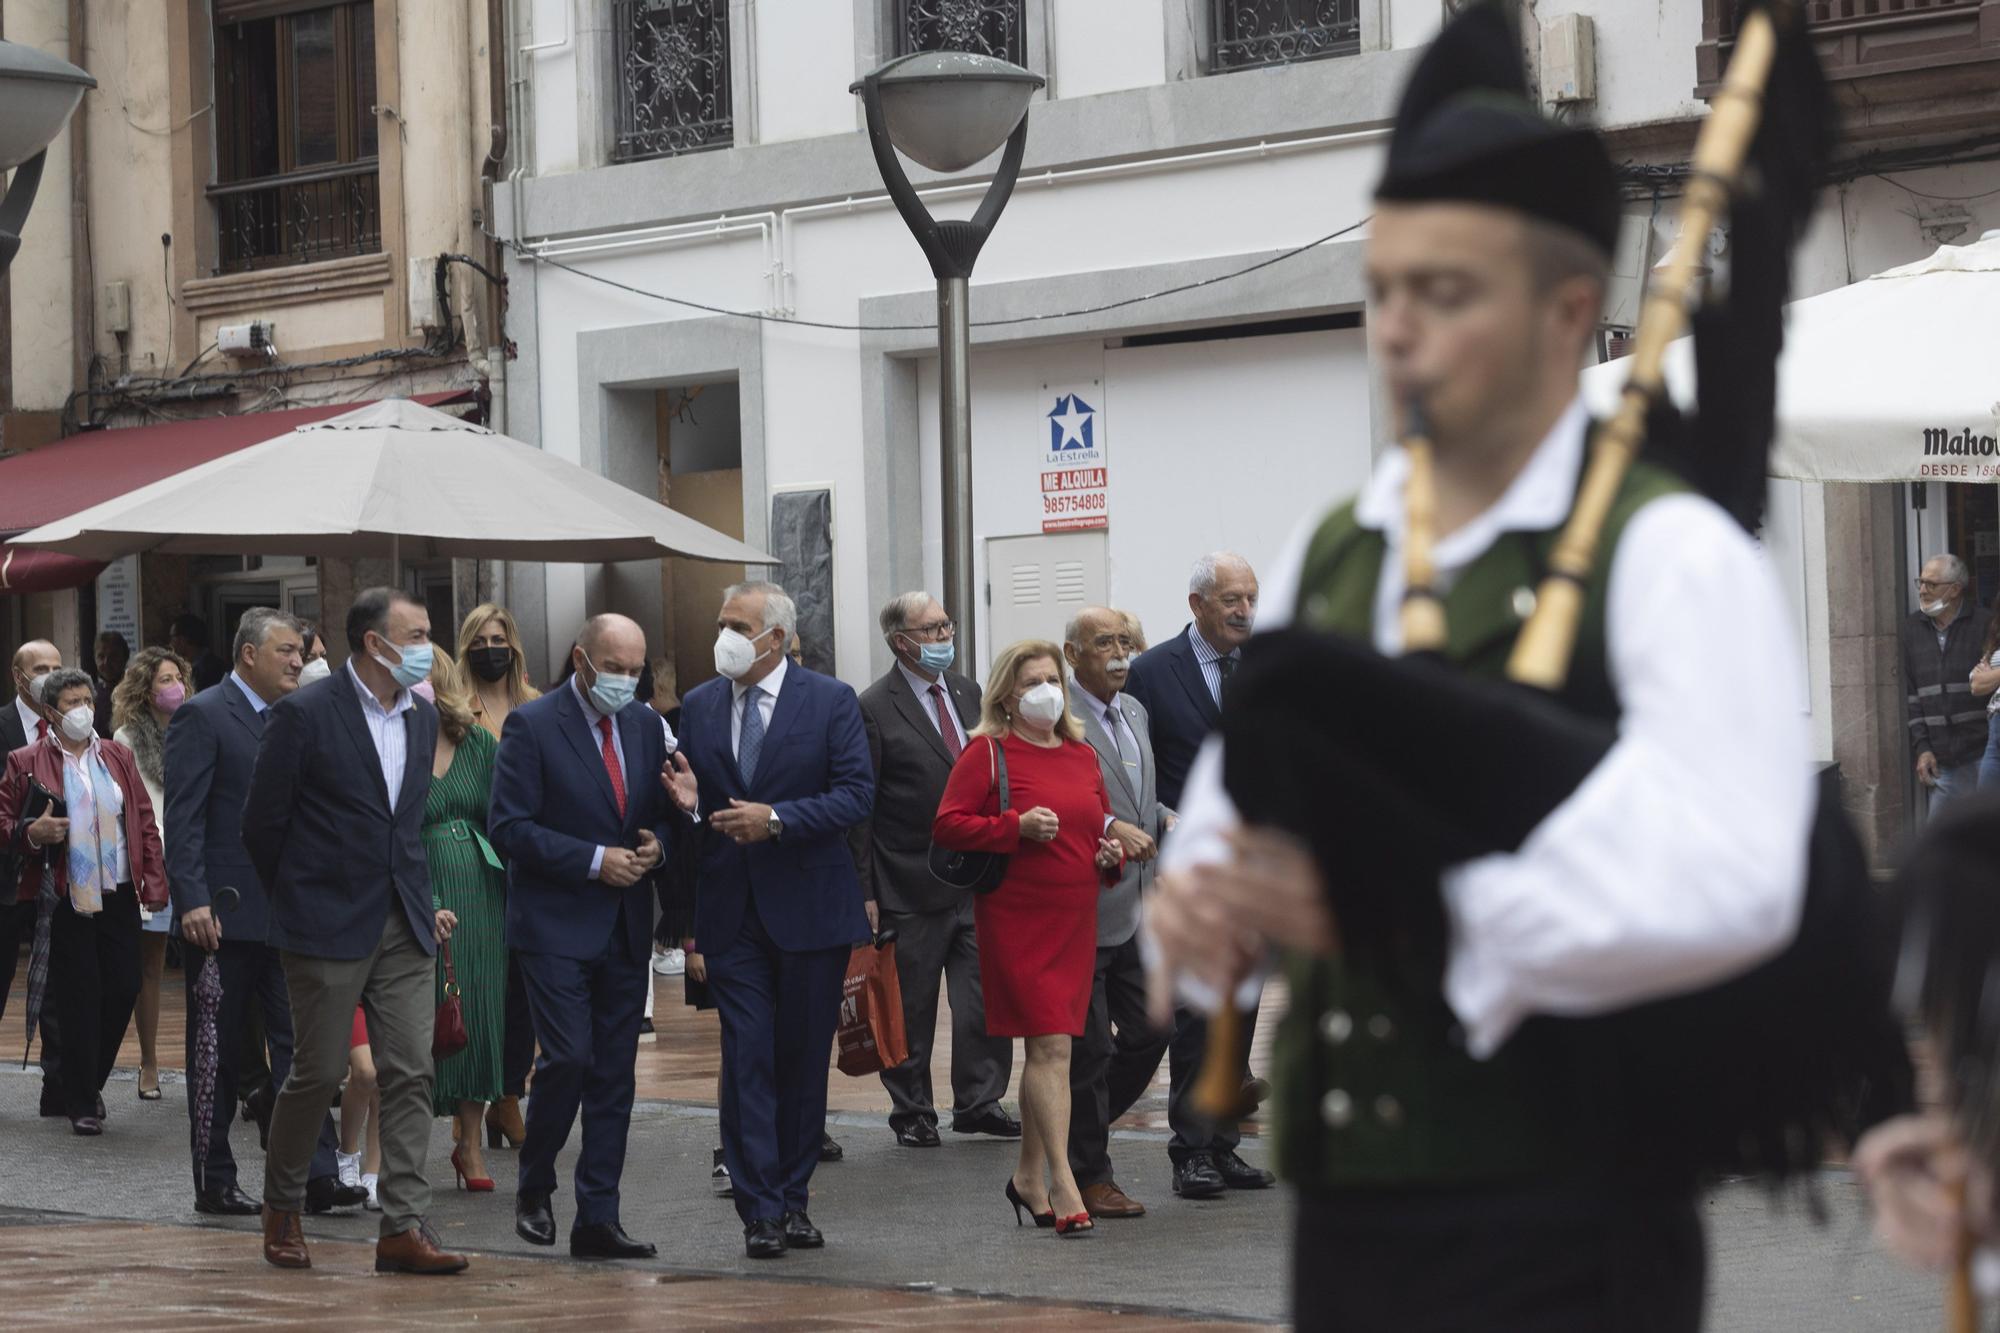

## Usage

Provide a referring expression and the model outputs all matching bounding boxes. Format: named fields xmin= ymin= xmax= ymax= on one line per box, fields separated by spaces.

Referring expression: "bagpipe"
xmin=1195 ymin=0 xmax=1914 ymax=1186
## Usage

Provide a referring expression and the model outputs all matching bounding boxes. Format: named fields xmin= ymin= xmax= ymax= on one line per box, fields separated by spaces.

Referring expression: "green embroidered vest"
xmin=1271 ymin=458 xmax=1687 ymax=1190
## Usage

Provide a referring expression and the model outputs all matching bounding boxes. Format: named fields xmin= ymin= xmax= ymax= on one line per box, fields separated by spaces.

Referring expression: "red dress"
xmin=932 ymin=733 xmax=1115 ymax=1038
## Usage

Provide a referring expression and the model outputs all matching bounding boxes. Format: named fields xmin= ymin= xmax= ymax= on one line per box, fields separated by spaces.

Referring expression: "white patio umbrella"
xmin=5 ymin=397 xmax=775 ymax=565
xmin=1583 ymin=233 xmax=2000 ymax=483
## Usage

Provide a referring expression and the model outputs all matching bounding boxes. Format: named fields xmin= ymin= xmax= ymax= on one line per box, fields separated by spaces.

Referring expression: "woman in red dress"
xmin=933 ymin=640 xmax=1122 ymax=1237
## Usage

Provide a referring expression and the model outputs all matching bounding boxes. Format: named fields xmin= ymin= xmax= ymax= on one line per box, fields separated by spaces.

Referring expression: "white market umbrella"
xmin=5 ymin=398 xmax=775 ymax=565
xmin=1583 ymin=233 xmax=2000 ymax=483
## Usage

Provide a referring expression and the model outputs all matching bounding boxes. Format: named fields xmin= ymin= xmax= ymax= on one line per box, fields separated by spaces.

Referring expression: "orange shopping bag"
xmin=836 ymin=931 xmax=909 ymax=1077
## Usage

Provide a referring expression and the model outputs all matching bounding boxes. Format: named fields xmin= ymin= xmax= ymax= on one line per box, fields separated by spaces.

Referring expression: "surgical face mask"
xmin=298 ymin=658 xmax=332 ymax=687
xmin=58 ymin=705 xmax=96 ymax=743
xmin=1922 ymin=598 xmax=1948 ymax=617
xmin=372 ymin=636 xmax=435 ymax=691
xmin=465 ymin=644 xmax=514 ymax=684
xmin=1017 ymin=681 xmax=1066 ymax=726
xmin=411 ymin=680 xmax=436 ymax=703
xmin=902 ymin=634 xmax=955 ymax=674
xmin=153 ymin=682 xmax=186 ymax=714
xmin=582 ymin=652 xmax=639 ymax=714
xmin=713 ymin=627 xmax=775 ymax=682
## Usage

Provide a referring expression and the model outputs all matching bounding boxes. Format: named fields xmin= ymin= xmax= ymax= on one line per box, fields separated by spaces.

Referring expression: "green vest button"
xmin=1374 ymin=1094 xmax=1404 ymax=1128
xmin=1320 ymin=1089 xmax=1356 ymax=1129
xmin=1319 ymin=1010 xmax=1354 ymax=1045
xmin=1367 ymin=1014 xmax=1394 ymax=1043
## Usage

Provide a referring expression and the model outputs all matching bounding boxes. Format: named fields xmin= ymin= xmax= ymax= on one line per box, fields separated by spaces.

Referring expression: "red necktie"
xmin=930 ymin=683 xmax=963 ymax=760
xmin=35 ymin=718 xmax=48 ymax=740
xmin=598 ymin=716 xmax=627 ymax=818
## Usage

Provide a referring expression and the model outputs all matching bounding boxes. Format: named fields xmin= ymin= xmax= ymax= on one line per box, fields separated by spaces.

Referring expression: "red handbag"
xmin=835 ymin=932 xmax=909 ymax=1077
xmin=432 ymin=939 xmax=468 ymax=1060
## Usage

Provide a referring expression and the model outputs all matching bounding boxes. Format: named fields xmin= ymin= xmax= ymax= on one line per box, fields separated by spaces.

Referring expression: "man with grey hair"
xmin=1125 ymin=551 xmax=1270 ymax=1201
xmin=850 ymin=591 xmax=1016 ymax=1149
xmin=1906 ymin=552 xmax=1993 ymax=807
xmin=679 ymin=579 xmax=874 ymax=1258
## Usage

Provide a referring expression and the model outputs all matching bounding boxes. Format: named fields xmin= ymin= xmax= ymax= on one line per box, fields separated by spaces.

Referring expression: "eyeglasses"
xmin=906 ymin=619 xmax=955 ymax=639
xmin=1916 ymin=579 xmax=1963 ymax=592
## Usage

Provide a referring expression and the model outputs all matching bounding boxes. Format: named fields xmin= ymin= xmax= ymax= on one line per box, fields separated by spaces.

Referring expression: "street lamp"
xmin=852 ymin=51 xmax=1043 ymax=673
xmin=0 ymin=38 xmax=95 ymax=273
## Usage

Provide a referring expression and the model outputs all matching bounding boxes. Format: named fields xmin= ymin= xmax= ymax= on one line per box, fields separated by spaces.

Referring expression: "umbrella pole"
xmin=391 ymin=532 xmax=400 ymax=586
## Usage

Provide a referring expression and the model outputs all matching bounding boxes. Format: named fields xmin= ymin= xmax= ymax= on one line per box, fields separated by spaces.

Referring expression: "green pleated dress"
xmin=426 ymin=724 xmax=508 ymax=1113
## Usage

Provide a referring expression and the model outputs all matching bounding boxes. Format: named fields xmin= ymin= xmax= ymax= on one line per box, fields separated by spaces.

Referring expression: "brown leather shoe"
xmin=260 ymin=1205 xmax=311 ymax=1269
xmin=375 ymin=1220 xmax=470 ymax=1275
xmin=1081 ymin=1180 xmax=1146 ymax=1219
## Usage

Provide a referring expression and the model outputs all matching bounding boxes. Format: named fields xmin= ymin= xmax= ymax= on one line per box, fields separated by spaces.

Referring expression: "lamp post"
xmin=852 ymin=51 xmax=1042 ymax=674
xmin=0 ymin=38 xmax=95 ymax=273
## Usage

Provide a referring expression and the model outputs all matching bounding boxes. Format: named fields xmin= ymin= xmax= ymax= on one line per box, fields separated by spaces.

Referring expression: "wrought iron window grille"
xmin=614 ymin=0 xmax=734 ymax=163
xmin=896 ymin=0 xmax=1026 ymax=64
xmin=1210 ymin=0 xmax=1361 ymax=73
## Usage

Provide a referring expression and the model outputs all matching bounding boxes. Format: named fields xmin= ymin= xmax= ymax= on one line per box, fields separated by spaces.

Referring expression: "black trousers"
xmin=1069 ymin=934 xmax=1169 ymax=1186
xmin=877 ymin=897 xmax=1011 ymax=1131
xmin=1166 ymin=1002 xmax=1258 ymax=1162
xmin=1292 ymin=1183 xmax=1706 ymax=1333
xmin=0 ymin=895 xmax=62 ymax=1089
xmin=502 ymin=949 xmax=536 ymax=1099
xmin=50 ymin=888 xmax=141 ymax=1118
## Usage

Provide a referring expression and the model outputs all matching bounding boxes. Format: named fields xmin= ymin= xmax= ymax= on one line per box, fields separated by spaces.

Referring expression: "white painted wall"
xmin=1534 ymin=0 xmax=1706 ymax=129
xmin=1050 ymin=0 xmax=1168 ymax=99
xmin=751 ymin=0 xmax=857 ymax=144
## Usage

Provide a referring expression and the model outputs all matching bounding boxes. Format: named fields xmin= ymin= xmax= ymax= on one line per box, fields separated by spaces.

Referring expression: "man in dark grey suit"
xmin=1063 ymin=607 xmax=1174 ymax=1219
xmin=851 ymin=592 xmax=1016 ymax=1147
xmin=1 ymin=641 xmax=64 ymax=1113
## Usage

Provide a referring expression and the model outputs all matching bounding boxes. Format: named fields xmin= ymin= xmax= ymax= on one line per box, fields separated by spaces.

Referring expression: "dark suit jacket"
xmin=241 ymin=672 xmax=439 ymax=961
xmin=849 ymin=666 xmax=982 ymax=916
xmin=489 ymin=682 xmax=676 ymax=966
xmin=0 ymin=702 xmax=28 ymax=901
xmin=1123 ymin=624 xmax=1223 ymax=809
xmin=164 ymin=678 xmax=277 ymax=942
xmin=680 ymin=664 xmax=874 ymax=956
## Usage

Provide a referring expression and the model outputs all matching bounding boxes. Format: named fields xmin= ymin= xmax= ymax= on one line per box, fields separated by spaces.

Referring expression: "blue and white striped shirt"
xmin=345 ymin=660 xmax=412 ymax=808
xmin=1186 ymin=626 xmax=1240 ymax=710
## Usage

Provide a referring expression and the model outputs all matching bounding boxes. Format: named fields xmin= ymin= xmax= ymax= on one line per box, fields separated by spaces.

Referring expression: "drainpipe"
xmin=68 ymin=0 xmax=92 ymax=415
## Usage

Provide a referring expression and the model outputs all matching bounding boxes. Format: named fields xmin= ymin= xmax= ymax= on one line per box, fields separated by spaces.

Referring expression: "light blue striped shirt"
xmin=345 ymin=660 xmax=412 ymax=808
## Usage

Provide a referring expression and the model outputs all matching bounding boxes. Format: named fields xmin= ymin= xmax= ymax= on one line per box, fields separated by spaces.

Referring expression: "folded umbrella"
xmin=192 ymin=886 xmax=241 ymax=1188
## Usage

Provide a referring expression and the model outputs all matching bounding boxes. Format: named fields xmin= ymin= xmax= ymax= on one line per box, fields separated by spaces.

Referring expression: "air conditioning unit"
xmin=218 ymin=321 xmax=277 ymax=358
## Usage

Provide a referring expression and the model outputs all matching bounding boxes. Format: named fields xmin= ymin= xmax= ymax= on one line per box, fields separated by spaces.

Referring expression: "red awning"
xmin=0 ymin=548 xmax=106 ymax=594
xmin=0 ymin=390 xmax=473 ymax=538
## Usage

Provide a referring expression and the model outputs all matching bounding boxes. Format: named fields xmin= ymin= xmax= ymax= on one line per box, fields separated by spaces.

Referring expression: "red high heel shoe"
xmin=1004 ymin=1180 xmax=1056 ymax=1228
xmin=450 ymin=1145 xmax=495 ymax=1192
xmin=1053 ymin=1212 xmax=1094 ymax=1237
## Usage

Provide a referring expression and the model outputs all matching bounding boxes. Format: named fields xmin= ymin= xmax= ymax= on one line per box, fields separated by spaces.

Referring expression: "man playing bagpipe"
xmin=1145 ymin=3 xmax=1910 ymax=1329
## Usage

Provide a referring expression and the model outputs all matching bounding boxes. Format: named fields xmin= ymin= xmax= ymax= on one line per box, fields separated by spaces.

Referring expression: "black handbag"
xmin=928 ymin=739 xmax=1010 ymax=894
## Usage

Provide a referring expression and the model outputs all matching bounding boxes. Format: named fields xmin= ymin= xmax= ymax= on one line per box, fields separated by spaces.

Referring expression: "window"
xmin=614 ymin=0 xmax=733 ymax=163
xmin=1210 ymin=0 xmax=1361 ymax=73
xmin=210 ymin=1 xmax=380 ymax=274
xmin=896 ymin=0 xmax=1026 ymax=64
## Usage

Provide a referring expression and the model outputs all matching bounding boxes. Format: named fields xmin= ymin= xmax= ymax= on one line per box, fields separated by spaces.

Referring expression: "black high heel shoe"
xmin=1005 ymin=1180 xmax=1056 ymax=1228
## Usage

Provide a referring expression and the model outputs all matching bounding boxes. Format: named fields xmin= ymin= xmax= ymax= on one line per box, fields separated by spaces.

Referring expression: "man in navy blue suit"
xmin=243 ymin=588 xmax=466 ymax=1276
xmin=1123 ymin=551 xmax=1276 ymax=1202
xmin=490 ymin=613 xmax=695 ymax=1260
xmin=679 ymin=581 xmax=874 ymax=1260
xmin=165 ymin=607 xmax=358 ymax=1217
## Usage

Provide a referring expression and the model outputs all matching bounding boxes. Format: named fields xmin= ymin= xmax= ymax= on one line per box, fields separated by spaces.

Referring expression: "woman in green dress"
xmin=420 ymin=655 xmax=508 ymax=1191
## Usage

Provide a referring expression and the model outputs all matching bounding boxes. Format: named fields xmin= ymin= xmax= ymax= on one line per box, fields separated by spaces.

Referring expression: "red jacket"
xmin=0 ymin=735 xmax=168 ymax=910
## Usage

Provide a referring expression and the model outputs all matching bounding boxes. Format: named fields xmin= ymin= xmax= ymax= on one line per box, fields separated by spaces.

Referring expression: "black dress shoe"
xmin=780 ymin=1210 xmax=823 ymax=1249
xmin=1215 ymin=1149 xmax=1276 ymax=1190
xmin=818 ymin=1131 xmax=843 ymax=1163
xmin=744 ymin=1218 xmax=786 ymax=1259
xmin=304 ymin=1174 xmax=368 ymax=1213
xmin=515 ymin=1192 xmax=556 ymax=1247
xmin=194 ymin=1183 xmax=261 ymax=1216
xmin=94 ymin=1093 xmax=106 ymax=1121
xmin=570 ymin=1221 xmax=657 ymax=1260
xmin=69 ymin=1115 xmax=103 ymax=1136
xmin=895 ymin=1120 xmax=941 ymax=1148
xmin=1171 ymin=1152 xmax=1227 ymax=1200
xmin=951 ymin=1106 xmax=1023 ymax=1139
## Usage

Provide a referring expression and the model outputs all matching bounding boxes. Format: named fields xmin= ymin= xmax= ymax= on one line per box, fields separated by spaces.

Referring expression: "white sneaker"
xmin=361 ymin=1172 xmax=381 ymax=1212
xmin=336 ymin=1150 xmax=362 ymax=1191
xmin=653 ymin=947 xmax=686 ymax=977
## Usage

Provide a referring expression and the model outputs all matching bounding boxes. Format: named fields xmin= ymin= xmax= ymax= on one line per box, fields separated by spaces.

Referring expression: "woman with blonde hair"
xmin=933 ymin=639 xmax=1123 ymax=1237
xmin=414 ymin=651 xmax=510 ymax=1190
xmin=458 ymin=603 xmax=539 ymax=740
xmin=110 ymin=645 xmax=192 ymax=1100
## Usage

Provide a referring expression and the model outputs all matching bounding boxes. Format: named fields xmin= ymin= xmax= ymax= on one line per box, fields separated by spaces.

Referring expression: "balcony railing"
xmin=208 ymin=162 xmax=381 ymax=275
xmin=614 ymin=0 xmax=733 ymax=163
xmin=896 ymin=0 xmax=1025 ymax=63
xmin=1698 ymin=0 xmax=2000 ymax=92
xmin=1211 ymin=0 xmax=1361 ymax=73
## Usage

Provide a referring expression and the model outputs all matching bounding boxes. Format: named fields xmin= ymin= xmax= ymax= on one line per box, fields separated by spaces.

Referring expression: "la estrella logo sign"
xmin=1048 ymin=394 xmax=1096 ymax=453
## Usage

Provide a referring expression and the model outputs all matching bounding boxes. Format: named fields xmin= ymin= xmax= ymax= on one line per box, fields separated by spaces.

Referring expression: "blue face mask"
xmin=373 ymin=638 xmax=434 ymax=691
xmin=914 ymin=640 xmax=955 ymax=673
xmin=583 ymin=652 xmax=639 ymax=715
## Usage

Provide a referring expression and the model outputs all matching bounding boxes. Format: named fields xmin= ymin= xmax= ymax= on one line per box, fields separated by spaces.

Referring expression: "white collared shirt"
xmin=1187 ymin=626 xmax=1240 ymax=708
xmin=229 ymin=670 xmax=271 ymax=715
xmin=731 ymin=655 xmax=788 ymax=757
xmin=345 ymin=660 xmax=412 ymax=807
xmin=1163 ymin=396 xmax=1814 ymax=1058
xmin=13 ymin=693 xmax=43 ymax=743
xmin=58 ymin=735 xmax=130 ymax=887
xmin=897 ymin=662 xmax=967 ymax=750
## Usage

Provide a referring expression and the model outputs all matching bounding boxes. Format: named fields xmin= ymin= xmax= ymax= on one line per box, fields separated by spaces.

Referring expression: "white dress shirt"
xmin=732 ymin=655 xmax=788 ymax=756
xmin=14 ymin=693 xmax=43 ymax=742
xmin=897 ymin=661 xmax=968 ymax=750
xmin=1163 ymin=396 xmax=1815 ymax=1058
xmin=58 ymin=737 xmax=130 ymax=887
xmin=571 ymin=674 xmax=631 ymax=881
xmin=1187 ymin=626 xmax=1241 ymax=709
xmin=344 ymin=661 xmax=412 ymax=809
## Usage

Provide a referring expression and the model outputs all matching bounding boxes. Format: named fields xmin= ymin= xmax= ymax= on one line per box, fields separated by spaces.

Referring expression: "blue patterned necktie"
xmin=738 ymin=684 xmax=766 ymax=785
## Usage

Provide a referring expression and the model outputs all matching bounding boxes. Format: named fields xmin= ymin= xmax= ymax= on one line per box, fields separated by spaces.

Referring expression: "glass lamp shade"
xmin=0 ymin=40 xmax=95 ymax=172
xmin=851 ymin=52 xmax=1042 ymax=174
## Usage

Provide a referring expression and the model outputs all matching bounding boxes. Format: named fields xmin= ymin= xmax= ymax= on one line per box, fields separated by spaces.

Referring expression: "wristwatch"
xmin=766 ymin=810 xmax=784 ymax=841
